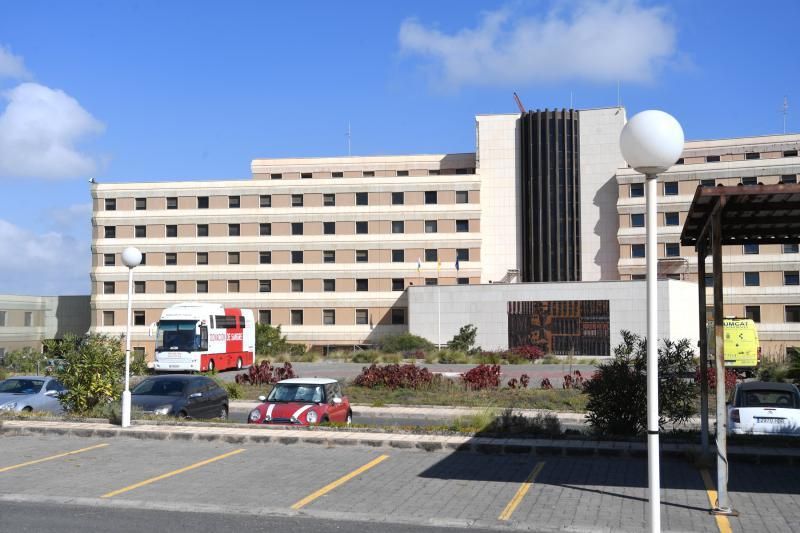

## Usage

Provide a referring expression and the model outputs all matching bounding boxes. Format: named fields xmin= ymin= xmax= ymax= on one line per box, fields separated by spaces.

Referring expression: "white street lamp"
xmin=619 ymin=110 xmax=684 ymax=533
xmin=120 ymin=246 xmax=142 ymax=428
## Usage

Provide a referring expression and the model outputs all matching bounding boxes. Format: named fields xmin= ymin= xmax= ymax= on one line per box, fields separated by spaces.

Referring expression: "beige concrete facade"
xmin=0 ymin=295 xmax=91 ymax=358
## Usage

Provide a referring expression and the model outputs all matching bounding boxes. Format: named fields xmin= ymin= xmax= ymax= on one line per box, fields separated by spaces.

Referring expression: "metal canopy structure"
xmin=680 ymin=183 xmax=800 ymax=515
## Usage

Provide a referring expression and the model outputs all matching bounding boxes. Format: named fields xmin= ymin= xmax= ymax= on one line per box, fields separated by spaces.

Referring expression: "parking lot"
xmin=2 ymin=433 xmax=799 ymax=532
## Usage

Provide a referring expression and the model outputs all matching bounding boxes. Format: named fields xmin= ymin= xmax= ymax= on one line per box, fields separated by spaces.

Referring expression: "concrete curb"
xmin=2 ymin=419 xmax=797 ymax=463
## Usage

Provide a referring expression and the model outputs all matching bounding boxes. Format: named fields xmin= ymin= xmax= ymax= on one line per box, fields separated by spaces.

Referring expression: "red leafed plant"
xmin=235 ymin=360 xmax=296 ymax=386
xmin=461 ymin=364 xmax=501 ymax=390
xmin=540 ymin=378 xmax=553 ymax=390
xmin=507 ymin=373 xmax=531 ymax=389
xmin=562 ymin=370 xmax=585 ymax=390
xmin=510 ymin=345 xmax=545 ymax=361
xmin=353 ymin=363 xmax=441 ymax=390
xmin=694 ymin=367 xmax=737 ymax=392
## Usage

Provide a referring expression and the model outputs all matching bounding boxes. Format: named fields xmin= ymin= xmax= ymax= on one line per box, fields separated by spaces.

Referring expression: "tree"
xmin=379 ymin=333 xmax=434 ymax=353
xmin=447 ymin=324 xmax=480 ymax=354
xmin=0 ymin=346 xmax=49 ymax=374
xmin=584 ymin=330 xmax=698 ymax=436
xmin=256 ymin=323 xmax=289 ymax=356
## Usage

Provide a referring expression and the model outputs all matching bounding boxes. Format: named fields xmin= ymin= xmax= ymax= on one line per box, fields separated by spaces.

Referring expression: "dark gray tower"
xmin=519 ymin=109 xmax=581 ymax=282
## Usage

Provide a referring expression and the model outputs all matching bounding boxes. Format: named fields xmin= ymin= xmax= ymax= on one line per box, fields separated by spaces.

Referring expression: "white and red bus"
xmin=152 ymin=303 xmax=255 ymax=373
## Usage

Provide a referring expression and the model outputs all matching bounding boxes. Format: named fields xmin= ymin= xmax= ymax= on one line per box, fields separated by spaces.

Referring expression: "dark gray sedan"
xmin=131 ymin=375 xmax=228 ymax=420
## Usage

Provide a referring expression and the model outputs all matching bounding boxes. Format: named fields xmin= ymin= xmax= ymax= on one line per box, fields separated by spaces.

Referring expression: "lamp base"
xmin=121 ymin=390 xmax=131 ymax=428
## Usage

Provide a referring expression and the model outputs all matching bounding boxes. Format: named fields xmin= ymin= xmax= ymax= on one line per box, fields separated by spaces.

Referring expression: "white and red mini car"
xmin=247 ymin=377 xmax=352 ymax=426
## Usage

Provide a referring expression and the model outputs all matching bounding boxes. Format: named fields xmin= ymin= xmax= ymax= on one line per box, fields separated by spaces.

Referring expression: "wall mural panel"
xmin=508 ymin=300 xmax=610 ymax=356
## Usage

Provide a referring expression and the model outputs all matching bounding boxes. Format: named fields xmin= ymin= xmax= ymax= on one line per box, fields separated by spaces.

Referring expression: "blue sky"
xmin=0 ymin=0 xmax=797 ymax=294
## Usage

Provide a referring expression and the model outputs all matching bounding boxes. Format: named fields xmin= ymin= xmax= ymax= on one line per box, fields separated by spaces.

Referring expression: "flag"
xmin=416 ymin=258 xmax=421 ymax=273
xmin=455 ymin=257 xmax=460 ymax=271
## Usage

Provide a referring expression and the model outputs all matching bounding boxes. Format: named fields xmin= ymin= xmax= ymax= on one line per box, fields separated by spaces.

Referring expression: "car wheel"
xmin=208 ymin=360 xmax=215 ymax=372
xmin=219 ymin=406 xmax=228 ymax=420
xmin=22 ymin=406 xmax=33 ymax=413
xmin=236 ymin=357 xmax=243 ymax=370
xmin=177 ymin=410 xmax=188 ymax=419
xmin=346 ymin=411 xmax=352 ymax=426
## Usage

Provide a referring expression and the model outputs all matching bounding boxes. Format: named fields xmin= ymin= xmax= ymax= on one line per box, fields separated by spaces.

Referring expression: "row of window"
xmin=744 ymin=305 xmax=800 ymax=323
xmin=674 ymin=150 xmax=798 ymax=165
xmin=630 ymin=212 xmax=681 ymax=227
xmin=101 ymin=248 xmax=467 ymax=267
xmin=630 ymin=243 xmax=799 ymax=259
xmin=104 ymin=276 xmax=469 ymax=295
xmin=261 ymin=168 xmax=475 ymax=179
xmin=105 ymin=218 xmax=474 ymax=239
xmin=104 ymin=190 xmax=471 ymax=211
xmin=0 ymin=311 xmax=34 ymax=327
xmin=628 ymin=174 xmax=798 ymax=198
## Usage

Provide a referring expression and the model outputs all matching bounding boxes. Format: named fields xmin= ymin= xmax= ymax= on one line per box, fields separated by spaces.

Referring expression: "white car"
xmin=728 ymin=381 xmax=800 ymax=436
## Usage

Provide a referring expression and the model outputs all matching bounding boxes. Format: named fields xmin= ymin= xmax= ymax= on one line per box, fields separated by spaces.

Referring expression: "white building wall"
xmin=475 ymin=114 xmax=521 ymax=283
xmin=578 ymin=108 xmax=627 ymax=281
xmin=408 ymin=280 xmax=699 ymax=353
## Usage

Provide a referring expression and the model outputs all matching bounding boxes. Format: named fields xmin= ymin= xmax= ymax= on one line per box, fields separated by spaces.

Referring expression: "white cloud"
xmin=0 ymin=218 xmax=89 ymax=295
xmin=0 ymin=44 xmax=30 ymax=80
xmin=0 ymin=82 xmax=104 ymax=179
xmin=49 ymin=202 xmax=93 ymax=231
xmin=398 ymin=1 xmax=676 ymax=88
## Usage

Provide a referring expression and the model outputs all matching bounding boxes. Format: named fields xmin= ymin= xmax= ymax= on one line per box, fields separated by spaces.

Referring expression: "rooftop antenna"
xmin=570 ymin=91 xmax=574 ymax=110
xmin=346 ymin=121 xmax=351 ymax=156
xmin=617 ymin=81 xmax=621 ymax=108
xmin=782 ymin=96 xmax=789 ymax=134
xmin=513 ymin=92 xmax=526 ymax=114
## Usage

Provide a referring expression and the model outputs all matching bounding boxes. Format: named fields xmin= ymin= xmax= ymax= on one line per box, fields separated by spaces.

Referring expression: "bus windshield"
xmin=156 ymin=320 xmax=200 ymax=352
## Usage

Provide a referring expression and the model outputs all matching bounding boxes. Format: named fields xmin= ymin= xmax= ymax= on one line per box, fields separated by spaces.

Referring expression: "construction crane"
xmin=513 ymin=92 xmax=526 ymax=114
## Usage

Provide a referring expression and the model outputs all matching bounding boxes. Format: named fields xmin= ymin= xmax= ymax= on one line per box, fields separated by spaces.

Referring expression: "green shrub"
xmin=222 ymin=381 xmax=243 ymax=400
xmin=351 ymin=350 xmax=382 ymax=364
xmin=0 ymin=366 xmax=8 ymax=380
xmin=381 ymin=352 xmax=403 ymax=364
xmin=757 ymin=360 xmax=790 ymax=382
xmin=437 ymin=349 xmax=468 ymax=364
xmin=539 ymin=355 xmax=560 ymax=364
xmin=786 ymin=348 xmax=800 ymax=383
xmin=379 ymin=333 xmax=434 ymax=353
xmin=477 ymin=351 xmax=502 ymax=365
xmin=423 ymin=352 xmax=438 ymax=364
xmin=447 ymin=324 xmax=480 ymax=354
xmin=1 ymin=347 xmax=49 ymax=374
xmin=256 ymin=323 xmax=290 ymax=356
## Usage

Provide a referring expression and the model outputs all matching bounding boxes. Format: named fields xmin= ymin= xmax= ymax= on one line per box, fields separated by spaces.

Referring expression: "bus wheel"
xmin=207 ymin=360 xmax=215 ymax=372
xmin=236 ymin=357 xmax=243 ymax=370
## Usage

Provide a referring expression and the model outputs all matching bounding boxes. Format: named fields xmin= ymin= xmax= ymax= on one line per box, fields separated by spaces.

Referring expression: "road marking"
xmin=498 ymin=461 xmax=545 ymax=521
xmin=0 ymin=443 xmax=110 ymax=473
xmin=700 ymin=469 xmax=733 ymax=533
xmin=101 ymin=448 xmax=245 ymax=498
xmin=291 ymin=454 xmax=389 ymax=510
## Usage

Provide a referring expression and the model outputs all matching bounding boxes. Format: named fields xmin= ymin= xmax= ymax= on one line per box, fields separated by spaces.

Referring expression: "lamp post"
xmin=620 ymin=110 xmax=684 ymax=533
xmin=120 ymin=246 xmax=142 ymax=428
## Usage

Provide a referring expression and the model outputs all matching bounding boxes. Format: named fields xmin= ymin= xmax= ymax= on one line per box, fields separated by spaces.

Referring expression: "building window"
xmin=392 ymin=249 xmax=404 ymax=262
xmin=425 ymin=220 xmax=438 ymax=233
xmin=456 ymin=220 xmax=469 ymax=232
xmin=675 ymin=158 xmax=684 ymax=165
xmin=258 ymin=194 xmax=271 ymax=207
xmin=228 ymin=252 xmax=240 ymax=265
xmin=786 ymin=306 xmax=800 ymax=323
xmin=355 ymin=309 xmax=368 ymax=325
xmin=166 ymin=253 xmax=177 ymax=265
xmin=270 ymin=173 xmax=282 ymax=180
xmin=392 ymin=221 xmax=404 ymax=234
xmin=392 ymin=192 xmax=404 ymax=205
xmin=391 ymin=308 xmax=406 ymax=325
xmin=457 ymin=277 xmax=469 ymax=285
xmin=665 ymin=243 xmax=680 ymax=257
xmin=105 ymin=198 xmax=116 ymax=211
xmin=229 ymin=196 xmax=240 ymax=208
xmin=259 ymin=223 xmax=271 ymax=236
xmin=197 ymin=224 xmax=209 ymax=237
xmin=456 ymin=191 xmax=469 ymax=204
xmin=291 ymin=251 xmax=304 ymax=264
xmin=784 ymin=150 xmax=798 ymax=157
xmin=259 ymin=310 xmax=271 ymax=324
xmin=456 ymin=168 xmax=473 ymax=175
xmin=664 ymin=212 xmax=680 ymax=226
xmin=165 ymin=281 xmax=177 ymax=293
xmin=666 ymin=274 xmax=681 ymax=280
xmin=291 ymin=194 xmax=303 ymax=207
xmin=425 ymin=278 xmax=438 ymax=286
xmin=743 ymin=243 xmax=759 ymax=255
xmin=259 ymin=280 xmax=271 ymax=293
xmin=323 ymin=194 xmax=335 ymax=206
xmin=429 ymin=169 xmax=440 ymax=176
xmin=103 ymin=311 xmax=115 ymax=326
xmin=745 ymin=152 xmax=760 ymax=160
xmin=229 ymin=224 xmax=240 ymax=237
xmin=706 ymin=155 xmax=720 ymax=163
xmin=166 ymin=197 xmax=178 ymax=210
xmin=197 ymin=196 xmax=209 ymax=209
xmin=356 ymin=279 xmax=368 ymax=291
xmin=228 ymin=280 xmax=240 ymax=293
xmin=664 ymin=182 xmax=678 ymax=196
xmin=301 ymin=172 xmax=312 ymax=179
xmin=104 ymin=253 xmax=115 ymax=266
xmin=103 ymin=281 xmax=115 ymax=294
xmin=140 ymin=253 xmax=146 ymax=265
xmin=784 ymin=244 xmax=799 ymax=254
xmin=324 ymin=279 xmax=335 ymax=292
xmin=134 ymin=311 xmax=146 ymax=326
xmin=291 ymin=222 xmax=303 ymax=235
xmin=631 ymin=274 xmax=646 ymax=280
xmin=781 ymin=175 xmax=798 ymax=184
xmin=291 ymin=310 xmax=304 ymax=325
xmin=741 ymin=176 xmax=757 ymax=186
xmin=135 ymin=225 xmax=146 ymax=238
xmin=135 ymin=281 xmax=146 ymax=293
xmin=323 ymin=309 xmax=336 ymax=325
xmin=363 ymin=171 xmax=374 ymax=177
xmin=323 ymin=222 xmax=335 ymax=235
xmin=703 ymin=274 xmax=714 ymax=286
xmin=291 ymin=279 xmax=304 ymax=292
xmin=424 ymin=191 xmax=438 ymax=204
xmin=323 ymin=250 xmax=335 ymax=263
xmin=165 ymin=225 xmax=177 ymax=238
xmin=631 ymin=214 xmax=644 ymax=227
xmin=425 ymin=249 xmax=438 ymax=262
xmin=785 ymin=271 xmax=800 ymax=286
xmin=356 ymin=250 xmax=368 ymax=263
xmin=0 ymin=311 xmax=5 ymax=326
xmin=135 ymin=197 xmax=147 ymax=210
xmin=24 ymin=311 xmax=33 ymax=327
xmin=631 ymin=244 xmax=645 ymax=258
xmin=744 ymin=272 xmax=760 ymax=286
xmin=392 ymin=278 xmax=404 ymax=291
xmin=356 ymin=221 xmax=368 ymax=234
xmin=700 ymin=179 xmax=715 ymax=188
xmin=196 ymin=280 xmax=208 ymax=293
xmin=745 ymin=305 xmax=761 ymax=323
xmin=259 ymin=251 xmax=271 ymax=264
xmin=356 ymin=192 xmax=368 ymax=206
xmin=332 ymin=171 xmax=343 ymax=178
xmin=456 ymin=248 xmax=469 ymax=261
xmin=396 ymin=170 xmax=409 ymax=177
xmin=104 ymin=226 xmax=116 ymax=238
xmin=630 ymin=183 xmax=644 ymax=197
xmin=191 ymin=252 xmax=206 ymax=266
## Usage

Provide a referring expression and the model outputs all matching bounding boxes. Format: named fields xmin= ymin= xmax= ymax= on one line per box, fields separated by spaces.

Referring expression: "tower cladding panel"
xmin=520 ymin=109 xmax=581 ymax=282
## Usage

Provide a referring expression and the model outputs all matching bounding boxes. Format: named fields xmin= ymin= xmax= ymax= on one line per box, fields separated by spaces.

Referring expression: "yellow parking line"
xmin=291 ymin=454 xmax=389 ymax=510
xmin=700 ymin=469 xmax=733 ymax=533
xmin=101 ymin=448 xmax=245 ymax=498
xmin=0 ymin=443 xmax=110 ymax=473
xmin=498 ymin=461 xmax=545 ymax=521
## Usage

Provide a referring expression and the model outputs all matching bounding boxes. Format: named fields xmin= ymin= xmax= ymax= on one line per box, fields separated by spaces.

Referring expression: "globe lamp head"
xmin=620 ymin=110 xmax=685 ymax=175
